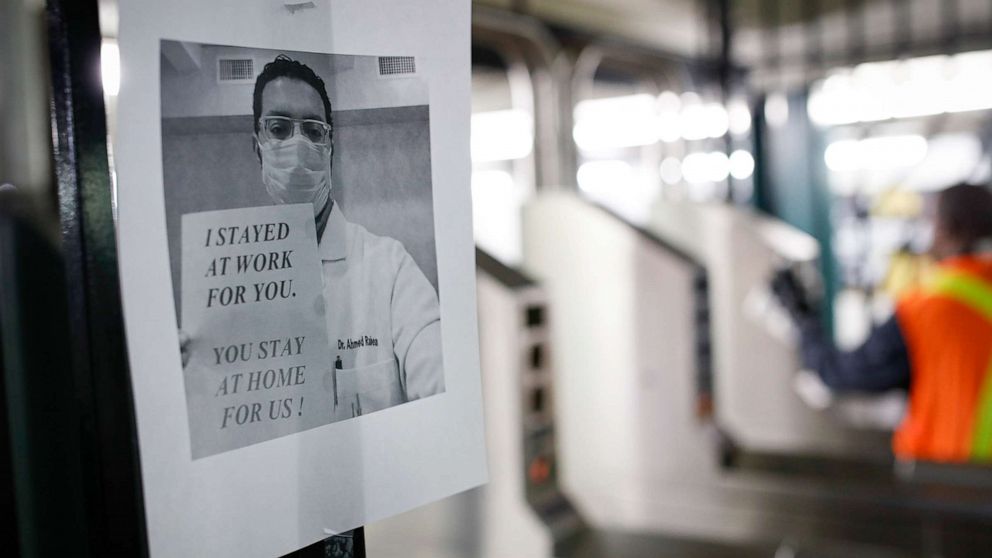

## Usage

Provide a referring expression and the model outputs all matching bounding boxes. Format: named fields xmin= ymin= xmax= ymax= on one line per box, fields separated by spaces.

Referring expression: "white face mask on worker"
xmin=257 ymin=135 xmax=332 ymax=216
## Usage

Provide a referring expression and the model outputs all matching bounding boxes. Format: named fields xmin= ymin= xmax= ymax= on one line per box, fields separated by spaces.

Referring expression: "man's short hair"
xmin=252 ymin=54 xmax=333 ymax=136
xmin=937 ymin=183 xmax=992 ymax=254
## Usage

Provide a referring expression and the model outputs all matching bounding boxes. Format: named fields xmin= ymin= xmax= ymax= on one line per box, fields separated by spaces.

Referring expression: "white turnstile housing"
xmin=520 ymin=192 xmax=888 ymax=544
xmin=367 ymin=249 xmax=578 ymax=557
xmin=522 ymin=192 xmax=728 ymax=536
xmin=649 ymin=200 xmax=884 ymax=456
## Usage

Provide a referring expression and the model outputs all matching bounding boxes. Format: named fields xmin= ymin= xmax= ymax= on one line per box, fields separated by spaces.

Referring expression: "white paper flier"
xmin=114 ymin=1 xmax=485 ymax=557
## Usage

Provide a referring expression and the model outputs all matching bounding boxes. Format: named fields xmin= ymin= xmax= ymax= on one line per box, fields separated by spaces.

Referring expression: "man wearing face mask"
xmin=244 ymin=54 xmax=443 ymax=418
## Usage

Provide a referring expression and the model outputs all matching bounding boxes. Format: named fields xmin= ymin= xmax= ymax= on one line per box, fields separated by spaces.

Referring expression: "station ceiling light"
xmin=728 ymin=99 xmax=752 ymax=136
xmin=657 ymin=91 xmax=682 ymax=143
xmin=809 ymin=50 xmax=992 ymax=126
xmin=660 ymin=157 xmax=682 ymax=185
xmin=471 ymin=109 xmax=534 ymax=162
xmin=682 ymin=151 xmax=730 ymax=184
xmin=573 ymin=94 xmax=658 ymax=151
xmin=824 ymin=135 xmax=928 ymax=172
xmin=729 ymin=150 xmax=755 ymax=180
xmin=764 ymin=93 xmax=790 ymax=127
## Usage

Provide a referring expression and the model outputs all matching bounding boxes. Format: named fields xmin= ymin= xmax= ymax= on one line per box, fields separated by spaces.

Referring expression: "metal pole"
xmin=847 ymin=0 xmax=866 ymax=65
xmin=892 ymin=0 xmax=912 ymax=58
xmin=716 ymin=0 xmax=733 ymax=202
xmin=942 ymin=0 xmax=960 ymax=53
xmin=761 ymin=0 xmax=780 ymax=73
xmin=46 ymin=0 xmax=148 ymax=555
xmin=804 ymin=0 xmax=822 ymax=81
xmin=717 ymin=0 xmax=732 ymax=97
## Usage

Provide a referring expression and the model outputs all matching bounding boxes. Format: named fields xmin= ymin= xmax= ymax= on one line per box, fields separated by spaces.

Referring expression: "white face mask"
xmin=257 ymin=134 xmax=332 ymax=216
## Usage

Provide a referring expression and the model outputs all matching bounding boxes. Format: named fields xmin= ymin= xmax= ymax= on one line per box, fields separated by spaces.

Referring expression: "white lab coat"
xmin=318 ymin=202 xmax=444 ymax=420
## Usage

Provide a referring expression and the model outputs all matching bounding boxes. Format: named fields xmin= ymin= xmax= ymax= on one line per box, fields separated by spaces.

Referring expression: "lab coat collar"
xmin=318 ymin=201 xmax=349 ymax=261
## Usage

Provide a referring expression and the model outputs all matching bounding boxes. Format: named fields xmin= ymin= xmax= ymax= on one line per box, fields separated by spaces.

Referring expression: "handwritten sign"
xmin=181 ymin=204 xmax=333 ymax=458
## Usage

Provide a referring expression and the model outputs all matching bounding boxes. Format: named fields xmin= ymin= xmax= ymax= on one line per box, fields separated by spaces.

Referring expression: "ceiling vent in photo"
xmin=378 ymin=56 xmax=417 ymax=78
xmin=217 ymin=57 xmax=255 ymax=84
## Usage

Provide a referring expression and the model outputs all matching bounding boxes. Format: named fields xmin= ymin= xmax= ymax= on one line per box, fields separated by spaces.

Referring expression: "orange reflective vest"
xmin=894 ymin=256 xmax=992 ymax=462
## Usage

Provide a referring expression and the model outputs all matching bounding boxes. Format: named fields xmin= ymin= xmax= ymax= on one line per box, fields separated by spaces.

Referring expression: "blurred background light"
xmin=807 ymin=73 xmax=858 ymax=126
xmin=824 ymin=135 xmax=928 ymax=173
xmin=573 ymin=94 xmax=658 ymax=151
xmin=764 ymin=92 xmax=790 ymax=127
xmin=657 ymin=111 xmax=682 ymax=143
xmin=703 ymin=103 xmax=730 ymax=138
xmin=682 ymin=151 xmax=735 ymax=184
xmin=471 ymin=109 xmax=534 ymax=162
xmin=852 ymin=60 xmax=899 ymax=122
xmin=679 ymin=98 xmax=709 ymax=141
xmin=577 ymin=160 xmax=633 ymax=192
xmin=660 ymin=157 xmax=682 ymax=185
xmin=471 ymin=169 xmax=527 ymax=264
xmin=728 ymin=99 xmax=752 ymax=136
xmin=657 ymin=90 xmax=681 ymax=112
xmin=657 ymin=91 xmax=682 ymax=143
xmin=729 ymin=150 xmax=755 ymax=180
xmin=682 ymin=152 xmax=711 ymax=184
xmin=101 ymin=39 xmax=120 ymax=97
xmin=891 ymin=56 xmax=948 ymax=119
xmin=903 ymin=133 xmax=984 ymax=192
xmin=577 ymin=160 xmax=659 ymax=223
xmin=946 ymin=51 xmax=992 ymax=113
xmin=809 ymin=50 xmax=992 ymax=126
xmin=705 ymin=151 xmax=730 ymax=182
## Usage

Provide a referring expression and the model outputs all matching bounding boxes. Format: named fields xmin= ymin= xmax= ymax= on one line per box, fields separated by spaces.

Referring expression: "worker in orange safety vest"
xmin=773 ymin=183 xmax=992 ymax=463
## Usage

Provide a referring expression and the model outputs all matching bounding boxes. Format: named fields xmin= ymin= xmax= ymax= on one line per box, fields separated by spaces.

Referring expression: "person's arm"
xmin=390 ymin=249 xmax=444 ymax=400
xmin=771 ymin=268 xmax=910 ymax=392
xmin=796 ymin=314 xmax=911 ymax=393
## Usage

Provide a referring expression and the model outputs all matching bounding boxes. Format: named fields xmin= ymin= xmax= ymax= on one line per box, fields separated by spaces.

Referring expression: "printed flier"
xmin=115 ymin=2 xmax=485 ymax=554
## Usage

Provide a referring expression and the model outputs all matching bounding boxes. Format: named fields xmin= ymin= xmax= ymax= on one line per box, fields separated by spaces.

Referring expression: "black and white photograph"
xmin=160 ymin=40 xmax=445 ymax=457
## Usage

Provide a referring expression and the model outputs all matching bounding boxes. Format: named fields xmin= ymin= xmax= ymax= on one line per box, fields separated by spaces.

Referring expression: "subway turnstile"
xmin=520 ymin=191 xmax=992 ymax=557
xmin=366 ymin=248 xmax=581 ymax=557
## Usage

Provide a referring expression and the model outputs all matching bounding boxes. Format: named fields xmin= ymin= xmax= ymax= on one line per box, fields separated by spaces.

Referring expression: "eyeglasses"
xmin=258 ymin=116 xmax=332 ymax=145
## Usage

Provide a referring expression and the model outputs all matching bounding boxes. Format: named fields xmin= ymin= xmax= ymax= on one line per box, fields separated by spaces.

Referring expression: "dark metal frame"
xmin=47 ymin=0 xmax=148 ymax=555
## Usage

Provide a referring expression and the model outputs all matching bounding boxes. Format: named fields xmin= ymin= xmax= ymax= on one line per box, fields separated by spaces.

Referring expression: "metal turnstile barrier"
xmin=366 ymin=248 xmax=581 ymax=557
xmin=649 ymin=199 xmax=893 ymax=460
xmin=521 ymin=191 xmax=728 ymax=538
xmin=520 ymin=191 xmax=992 ymax=557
